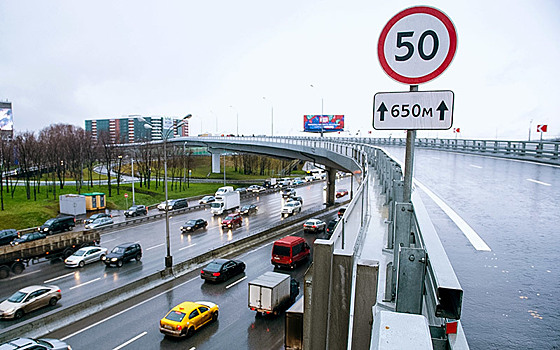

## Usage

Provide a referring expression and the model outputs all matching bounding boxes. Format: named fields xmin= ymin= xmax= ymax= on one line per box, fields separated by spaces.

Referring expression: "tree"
xmin=97 ymin=131 xmax=114 ymax=197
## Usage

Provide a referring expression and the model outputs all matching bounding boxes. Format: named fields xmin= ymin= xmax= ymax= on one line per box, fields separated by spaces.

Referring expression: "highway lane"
xmin=0 ymin=178 xmax=349 ymax=330
xmin=45 ymin=224 xmax=328 ymax=350
xmin=381 ymin=146 xmax=560 ymax=349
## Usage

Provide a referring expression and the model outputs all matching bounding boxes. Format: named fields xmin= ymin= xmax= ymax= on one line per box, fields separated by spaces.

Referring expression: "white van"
xmin=214 ymin=186 xmax=234 ymax=197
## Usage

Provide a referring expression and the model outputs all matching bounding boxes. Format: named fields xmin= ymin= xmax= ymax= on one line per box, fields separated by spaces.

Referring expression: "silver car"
xmin=84 ymin=217 xmax=113 ymax=229
xmin=0 ymin=285 xmax=61 ymax=319
xmin=0 ymin=337 xmax=71 ymax=350
xmin=64 ymin=246 xmax=108 ymax=268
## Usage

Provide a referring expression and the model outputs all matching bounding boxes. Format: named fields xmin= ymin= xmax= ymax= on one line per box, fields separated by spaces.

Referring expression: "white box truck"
xmin=210 ymin=191 xmax=240 ymax=215
xmin=263 ymin=178 xmax=277 ymax=189
xmin=248 ymin=271 xmax=299 ymax=316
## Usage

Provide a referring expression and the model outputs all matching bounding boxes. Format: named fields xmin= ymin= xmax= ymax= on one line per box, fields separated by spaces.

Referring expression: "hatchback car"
xmin=282 ymin=188 xmax=296 ymax=198
xmin=0 ymin=285 xmax=61 ymax=320
xmin=0 ymin=337 xmax=71 ymax=350
xmin=221 ymin=213 xmax=242 ymax=228
xmin=159 ymin=301 xmax=219 ymax=338
xmin=336 ymin=189 xmax=349 ymax=198
xmin=102 ymin=243 xmax=142 ymax=267
xmin=124 ymin=205 xmax=147 ymax=217
xmin=180 ymin=219 xmax=208 ymax=233
xmin=83 ymin=213 xmax=111 ymax=225
xmin=199 ymin=195 xmax=216 ymax=204
xmin=0 ymin=229 xmax=20 ymax=246
xmin=200 ymin=259 xmax=246 ymax=283
xmin=84 ymin=217 xmax=113 ymax=230
xmin=64 ymin=246 xmax=108 ymax=268
xmin=240 ymin=204 xmax=258 ymax=215
xmin=11 ymin=232 xmax=46 ymax=246
xmin=303 ymin=219 xmax=326 ymax=233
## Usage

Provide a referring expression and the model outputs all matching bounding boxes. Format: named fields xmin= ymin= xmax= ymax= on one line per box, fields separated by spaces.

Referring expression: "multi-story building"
xmin=85 ymin=115 xmax=189 ymax=143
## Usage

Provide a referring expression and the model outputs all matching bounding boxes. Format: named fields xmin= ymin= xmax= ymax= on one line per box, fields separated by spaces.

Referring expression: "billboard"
xmin=303 ymin=115 xmax=344 ymax=133
xmin=0 ymin=102 xmax=13 ymax=131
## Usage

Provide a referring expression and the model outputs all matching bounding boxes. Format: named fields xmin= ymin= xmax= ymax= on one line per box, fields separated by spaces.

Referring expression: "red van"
xmin=271 ymin=236 xmax=310 ymax=269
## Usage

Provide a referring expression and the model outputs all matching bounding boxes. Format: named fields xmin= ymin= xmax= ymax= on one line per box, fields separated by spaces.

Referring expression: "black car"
xmin=337 ymin=206 xmax=347 ymax=218
xmin=0 ymin=229 xmax=19 ymax=246
xmin=84 ymin=213 xmax=112 ymax=225
xmin=38 ymin=216 xmax=75 ymax=235
xmin=167 ymin=199 xmax=189 ymax=211
xmin=290 ymin=196 xmax=304 ymax=205
xmin=282 ymin=188 xmax=296 ymax=198
xmin=10 ymin=232 xmax=46 ymax=246
xmin=200 ymin=259 xmax=246 ymax=283
xmin=124 ymin=205 xmax=147 ymax=218
xmin=102 ymin=243 xmax=142 ymax=267
xmin=326 ymin=218 xmax=340 ymax=237
xmin=240 ymin=204 xmax=258 ymax=215
xmin=180 ymin=219 xmax=208 ymax=233
xmin=235 ymin=187 xmax=247 ymax=195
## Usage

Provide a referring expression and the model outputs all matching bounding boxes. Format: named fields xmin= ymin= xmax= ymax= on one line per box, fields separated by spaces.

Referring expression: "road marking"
xmin=179 ymin=243 xmax=197 ymax=251
xmin=61 ymin=276 xmax=198 ymax=340
xmin=469 ymin=164 xmax=482 ymax=169
xmin=226 ymin=276 xmax=247 ymax=289
xmin=414 ymin=180 xmax=491 ymax=252
xmin=113 ymin=331 xmax=147 ymax=350
xmin=146 ymin=243 xmax=165 ymax=251
xmin=240 ymin=242 xmax=273 ymax=257
xmin=9 ymin=270 xmax=41 ymax=280
xmin=44 ymin=272 xmax=75 ymax=284
xmin=69 ymin=277 xmax=101 ymax=290
xmin=527 ymin=178 xmax=551 ymax=186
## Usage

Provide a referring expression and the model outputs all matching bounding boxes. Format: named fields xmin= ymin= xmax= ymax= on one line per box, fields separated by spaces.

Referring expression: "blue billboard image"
xmin=303 ymin=115 xmax=344 ymax=133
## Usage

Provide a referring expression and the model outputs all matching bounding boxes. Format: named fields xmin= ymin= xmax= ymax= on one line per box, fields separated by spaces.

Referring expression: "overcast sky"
xmin=1 ymin=0 xmax=559 ymax=140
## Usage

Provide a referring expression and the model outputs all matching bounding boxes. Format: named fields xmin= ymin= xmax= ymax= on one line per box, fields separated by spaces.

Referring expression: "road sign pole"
xmin=403 ymin=85 xmax=418 ymax=202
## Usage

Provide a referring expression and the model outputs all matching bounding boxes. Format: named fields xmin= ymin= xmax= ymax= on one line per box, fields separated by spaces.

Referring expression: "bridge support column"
xmin=351 ymin=259 xmax=379 ymax=350
xmin=309 ymin=239 xmax=334 ymax=350
xmin=327 ymin=249 xmax=354 ymax=349
xmin=326 ymin=167 xmax=336 ymax=206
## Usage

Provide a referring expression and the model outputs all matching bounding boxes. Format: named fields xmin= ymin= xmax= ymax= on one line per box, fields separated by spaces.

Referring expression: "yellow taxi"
xmin=159 ymin=301 xmax=219 ymax=337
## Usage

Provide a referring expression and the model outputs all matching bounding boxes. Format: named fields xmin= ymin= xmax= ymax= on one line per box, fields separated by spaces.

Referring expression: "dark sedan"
xmin=180 ymin=219 xmax=208 ymax=233
xmin=200 ymin=259 xmax=246 ymax=283
xmin=11 ymin=232 xmax=46 ymax=246
xmin=240 ymin=204 xmax=258 ymax=215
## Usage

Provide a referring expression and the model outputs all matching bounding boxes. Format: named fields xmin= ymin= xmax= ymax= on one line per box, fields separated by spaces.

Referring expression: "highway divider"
xmin=0 ymin=202 xmax=343 ymax=342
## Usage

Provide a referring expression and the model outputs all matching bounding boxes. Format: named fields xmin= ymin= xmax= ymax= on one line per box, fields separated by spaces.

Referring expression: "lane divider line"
xmin=61 ymin=276 xmax=199 ymax=340
xmin=226 ymin=276 xmax=247 ymax=289
xmin=9 ymin=270 xmax=41 ymax=280
xmin=414 ymin=180 xmax=492 ymax=252
xmin=112 ymin=331 xmax=147 ymax=350
xmin=44 ymin=272 xmax=75 ymax=284
xmin=527 ymin=178 xmax=551 ymax=186
xmin=146 ymin=243 xmax=165 ymax=251
xmin=469 ymin=164 xmax=482 ymax=169
xmin=179 ymin=243 xmax=197 ymax=251
xmin=69 ymin=277 xmax=101 ymax=290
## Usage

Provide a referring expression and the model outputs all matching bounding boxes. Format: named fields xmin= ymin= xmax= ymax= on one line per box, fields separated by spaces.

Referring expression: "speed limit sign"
xmin=378 ymin=6 xmax=457 ymax=84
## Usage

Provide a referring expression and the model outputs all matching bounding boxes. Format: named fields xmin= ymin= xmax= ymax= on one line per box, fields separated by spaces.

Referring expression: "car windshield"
xmin=286 ymin=203 xmax=297 ymax=207
xmin=224 ymin=216 xmax=233 ymax=221
xmin=43 ymin=219 xmax=55 ymax=225
xmin=112 ymin=246 xmax=125 ymax=254
xmin=241 ymin=206 xmax=249 ymax=210
xmin=204 ymin=261 xmax=224 ymax=272
xmin=73 ymin=249 xmax=87 ymax=256
xmin=7 ymin=291 xmax=27 ymax=303
xmin=210 ymin=203 xmax=222 ymax=208
xmin=304 ymin=221 xmax=315 ymax=226
xmin=186 ymin=220 xmax=197 ymax=225
xmin=165 ymin=310 xmax=186 ymax=322
xmin=91 ymin=214 xmax=102 ymax=219
xmin=273 ymin=245 xmax=290 ymax=256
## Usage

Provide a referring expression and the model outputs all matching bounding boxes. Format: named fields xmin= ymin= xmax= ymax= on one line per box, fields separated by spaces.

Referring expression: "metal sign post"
xmin=403 ymin=86 xmax=417 ymax=202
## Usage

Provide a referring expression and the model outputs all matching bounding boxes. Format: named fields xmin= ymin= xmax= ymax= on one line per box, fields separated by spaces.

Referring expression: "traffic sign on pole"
xmin=373 ymin=90 xmax=454 ymax=130
xmin=537 ymin=125 xmax=548 ymax=133
xmin=124 ymin=193 xmax=128 ymax=198
xmin=378 ymin=6 xmax=457 ymax=84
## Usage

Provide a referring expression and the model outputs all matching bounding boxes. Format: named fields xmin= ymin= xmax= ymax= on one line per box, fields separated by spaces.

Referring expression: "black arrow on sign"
xmin=436 ymin=101 xmax=448 ymax=120
xmin=377 ymin=103 xmax=388 ymax=121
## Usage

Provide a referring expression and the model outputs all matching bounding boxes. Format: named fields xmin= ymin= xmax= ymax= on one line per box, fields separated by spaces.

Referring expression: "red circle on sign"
xmin=378 ymin=6 xmax=457 ymax=84
xmin=124 ymin=193 xmax=128 ymax=198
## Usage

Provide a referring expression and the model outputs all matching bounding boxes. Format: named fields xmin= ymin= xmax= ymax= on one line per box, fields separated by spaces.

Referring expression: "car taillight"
xmin=56 ymin=289 xmax=61 ymax=293
xmin=201 ymin=270 xmax=204 ymax=274
xmin=312 ymin=225 xmax=317 ymax=228
xmin=213 ymin=272 xmax=221 ymax=277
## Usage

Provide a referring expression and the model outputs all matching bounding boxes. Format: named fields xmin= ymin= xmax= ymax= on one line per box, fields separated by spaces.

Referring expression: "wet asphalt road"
xmin=381 ymin=146 xmax=560 ymax=350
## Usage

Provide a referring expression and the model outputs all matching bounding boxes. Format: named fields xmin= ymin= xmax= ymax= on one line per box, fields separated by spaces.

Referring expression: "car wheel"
xmin=117 ymin=260 xmax=123 ymax=267
xmin=135 ymin=253 xmax=142 ymax=261
xmin=78 ymin=260 xmax=85 ymax=268
xmin=14 ymin=309 xmax=24 ymax=319
xmin=212 ymin=311 xmax=219 ymax=322
xmin=49 ymin=297 xmax=58 ymax=306
xmin=186 ymin=327 xmax=195 ymax=337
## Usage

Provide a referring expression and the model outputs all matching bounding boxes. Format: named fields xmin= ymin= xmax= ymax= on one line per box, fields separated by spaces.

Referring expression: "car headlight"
xmin=101 ymin=256 xmax=106 ymax=260
xmin=111 ymin=258 xmax=118 ymax=262
xmin=43 ymin=228 xmax=48 ymax=232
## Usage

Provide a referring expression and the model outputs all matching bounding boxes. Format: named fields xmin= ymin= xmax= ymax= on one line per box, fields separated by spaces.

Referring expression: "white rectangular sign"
xmin=373 ymin=90 xmax=454 ymax=130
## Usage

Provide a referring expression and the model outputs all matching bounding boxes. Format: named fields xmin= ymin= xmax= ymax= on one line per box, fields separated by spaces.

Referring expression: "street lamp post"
xmin=262 ymin=97 xmax=274 ymax=136
xmin=229 ymin=105 xmax=239 ymax=136
xmin=139 ymin=114 xmax=192 ymax=269
xmin=310 ymin=84 xmax=325 ymax=137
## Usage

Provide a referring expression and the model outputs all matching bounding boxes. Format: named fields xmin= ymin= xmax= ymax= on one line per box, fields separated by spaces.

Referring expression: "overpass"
xmin=159 ymin=135 xmax=471 ymax=349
